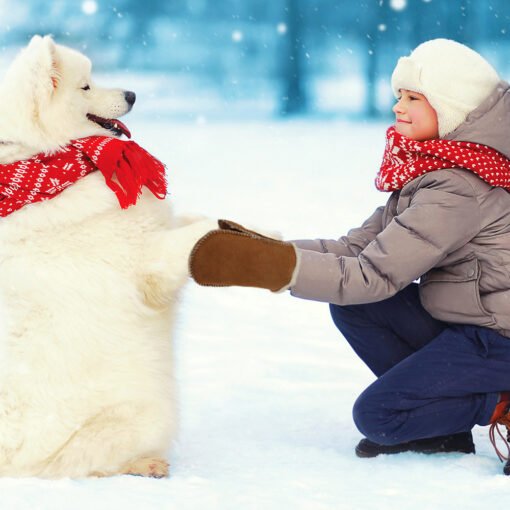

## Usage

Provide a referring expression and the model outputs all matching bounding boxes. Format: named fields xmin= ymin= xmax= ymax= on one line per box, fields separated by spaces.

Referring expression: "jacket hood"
xmin=444 ymin=81 xmax=510 ymax=159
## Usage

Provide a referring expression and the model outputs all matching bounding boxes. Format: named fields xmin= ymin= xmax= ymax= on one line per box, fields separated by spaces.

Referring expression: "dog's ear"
xmin=0 ymin=34 xmax=62 ymax=130
xmin=25 ymin=35 xmax=60 ymax=98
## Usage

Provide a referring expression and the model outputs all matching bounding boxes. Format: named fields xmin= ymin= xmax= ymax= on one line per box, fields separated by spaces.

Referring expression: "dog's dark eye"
xmin=81 ymin=85 xmax=90 ymax=91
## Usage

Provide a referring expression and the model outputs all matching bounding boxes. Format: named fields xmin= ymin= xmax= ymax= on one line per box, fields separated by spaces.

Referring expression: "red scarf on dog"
xmin=376 ymin=126 xmax=510 ymax=191
xmin=0 ymin=136 xmax=167 ymax=217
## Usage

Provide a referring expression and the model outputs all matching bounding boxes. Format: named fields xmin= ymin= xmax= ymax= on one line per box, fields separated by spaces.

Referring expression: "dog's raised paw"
xmin=121 ymin=456 xmax=169 ymax=478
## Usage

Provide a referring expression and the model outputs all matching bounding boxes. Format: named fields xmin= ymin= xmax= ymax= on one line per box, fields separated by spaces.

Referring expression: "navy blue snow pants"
xmin=329 ymin=283 xmax=510 ymax=445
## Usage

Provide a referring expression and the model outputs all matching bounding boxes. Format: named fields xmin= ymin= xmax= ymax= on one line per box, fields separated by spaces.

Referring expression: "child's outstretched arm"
xmin=189 ymin=171 xmax=481 ymax=305
xmin=188 ymin=204 xmax=386 ymax=292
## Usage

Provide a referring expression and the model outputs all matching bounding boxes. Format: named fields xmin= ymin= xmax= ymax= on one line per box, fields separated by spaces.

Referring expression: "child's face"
xmin=392 ymin=89 xmax=439 ymax=141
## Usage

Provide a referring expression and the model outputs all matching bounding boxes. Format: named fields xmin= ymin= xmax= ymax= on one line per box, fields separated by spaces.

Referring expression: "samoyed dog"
xmin=0 ymin=35 xmax=216 ymax=478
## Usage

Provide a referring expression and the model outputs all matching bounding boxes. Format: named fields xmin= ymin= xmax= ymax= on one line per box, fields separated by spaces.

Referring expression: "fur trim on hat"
xmin=391 ymin=39 xmax=500 ymax=137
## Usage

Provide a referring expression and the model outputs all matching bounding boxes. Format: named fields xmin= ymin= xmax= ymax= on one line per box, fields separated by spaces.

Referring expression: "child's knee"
xmin=352 ymin=390 xmax=376 ymax=439
xmin=352 ymin=387 xmax=399 ymax=445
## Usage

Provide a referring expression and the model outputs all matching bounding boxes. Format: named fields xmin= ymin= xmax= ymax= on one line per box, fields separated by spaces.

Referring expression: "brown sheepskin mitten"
xmin=189 ymin=220 xmax=297 ymax=292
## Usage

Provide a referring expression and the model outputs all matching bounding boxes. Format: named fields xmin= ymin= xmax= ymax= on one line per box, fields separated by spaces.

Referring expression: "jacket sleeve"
xmin=291 ymin=205 xmax=385 ymax=257
xmin=290 ymin=171 xmax=482 ymax=305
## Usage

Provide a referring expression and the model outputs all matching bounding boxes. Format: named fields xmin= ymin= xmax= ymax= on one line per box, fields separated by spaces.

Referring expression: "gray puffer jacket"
xmin=290 ymin=81 xmax=510 ymax=338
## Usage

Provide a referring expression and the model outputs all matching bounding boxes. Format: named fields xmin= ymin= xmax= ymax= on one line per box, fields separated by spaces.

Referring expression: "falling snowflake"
xmin=81 ymin=0 xmax=97 ymax=15
xmin=390 ymin=0 xmax=407 ymax=10
xmin=232 ymin=30 xmax=243 ymax=42
xmin=277 ymin=23 xmax=287 ymax=35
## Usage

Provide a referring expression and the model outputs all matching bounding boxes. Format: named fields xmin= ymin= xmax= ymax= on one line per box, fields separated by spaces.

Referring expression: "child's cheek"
xmin=411 ymin=107 xmax=425 ymax=126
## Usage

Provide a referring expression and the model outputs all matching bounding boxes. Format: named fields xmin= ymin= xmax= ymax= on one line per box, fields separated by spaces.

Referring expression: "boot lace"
xmin=489 ymin=414 xmax=510 ymax=462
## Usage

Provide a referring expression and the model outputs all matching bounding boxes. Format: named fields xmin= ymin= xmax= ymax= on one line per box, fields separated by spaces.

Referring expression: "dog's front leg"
xmin=138 ymin=218 xmax=218 ymax=307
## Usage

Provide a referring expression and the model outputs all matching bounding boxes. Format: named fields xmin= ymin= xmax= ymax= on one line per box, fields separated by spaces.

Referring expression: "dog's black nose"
xmin=124 ymin=91 xmax=136 ymax=106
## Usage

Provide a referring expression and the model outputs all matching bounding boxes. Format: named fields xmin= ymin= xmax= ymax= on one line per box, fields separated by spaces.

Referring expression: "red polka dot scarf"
xmin=0 ymin=136 xmax=167 ymax=217
xmin=376 ymin=126 xmax=510 ymax=192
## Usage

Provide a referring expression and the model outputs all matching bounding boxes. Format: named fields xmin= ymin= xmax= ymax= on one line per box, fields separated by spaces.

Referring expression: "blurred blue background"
xmin=0 ymin=0 xmax=509 ymax=121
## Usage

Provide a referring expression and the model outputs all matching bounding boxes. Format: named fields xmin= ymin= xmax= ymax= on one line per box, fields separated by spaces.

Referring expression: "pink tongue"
xmin=111 ymin=119 xmax=131 ymax=139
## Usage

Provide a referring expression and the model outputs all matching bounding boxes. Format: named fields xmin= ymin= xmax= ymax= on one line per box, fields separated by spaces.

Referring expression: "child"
xmin=189 ymin=39 xmax=510 ymax=474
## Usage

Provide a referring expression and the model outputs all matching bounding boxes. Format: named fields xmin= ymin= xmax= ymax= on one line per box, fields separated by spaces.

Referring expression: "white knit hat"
xmin=391 ymin=39 xmax=501 ymax=137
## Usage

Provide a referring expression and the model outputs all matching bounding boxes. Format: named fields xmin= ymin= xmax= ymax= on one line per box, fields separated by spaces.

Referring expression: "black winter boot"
xmin=355 ymin=431 xmax=475 ymax=458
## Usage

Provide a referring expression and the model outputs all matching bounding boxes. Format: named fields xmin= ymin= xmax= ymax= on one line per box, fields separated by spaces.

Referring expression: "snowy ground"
xmin=2 ymin=118 xmax=509 ymax=509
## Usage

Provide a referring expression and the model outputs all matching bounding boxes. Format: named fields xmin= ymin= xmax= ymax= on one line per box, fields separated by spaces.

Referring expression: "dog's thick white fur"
xmin=0 ymin=35 xmax=216 ymax=478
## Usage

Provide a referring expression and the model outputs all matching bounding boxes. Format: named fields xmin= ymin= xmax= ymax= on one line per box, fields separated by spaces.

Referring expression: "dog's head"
xmin=0 ymin=35 xmax=135 ymax=158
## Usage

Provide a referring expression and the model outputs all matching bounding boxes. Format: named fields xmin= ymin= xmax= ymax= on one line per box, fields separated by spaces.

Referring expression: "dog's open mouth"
xmin=87 ymin=114 xmax=131 ymax=139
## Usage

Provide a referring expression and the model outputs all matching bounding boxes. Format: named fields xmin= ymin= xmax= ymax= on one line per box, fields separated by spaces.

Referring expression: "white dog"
xmin=0 ymin=35 xmax=216 ymax=478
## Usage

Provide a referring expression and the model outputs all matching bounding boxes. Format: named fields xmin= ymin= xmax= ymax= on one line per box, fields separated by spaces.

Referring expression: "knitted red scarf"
xmin=0 ymin=136 xmax=167 ymax=217
xmin=376 ymin=126 xmax=510 ymax=191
